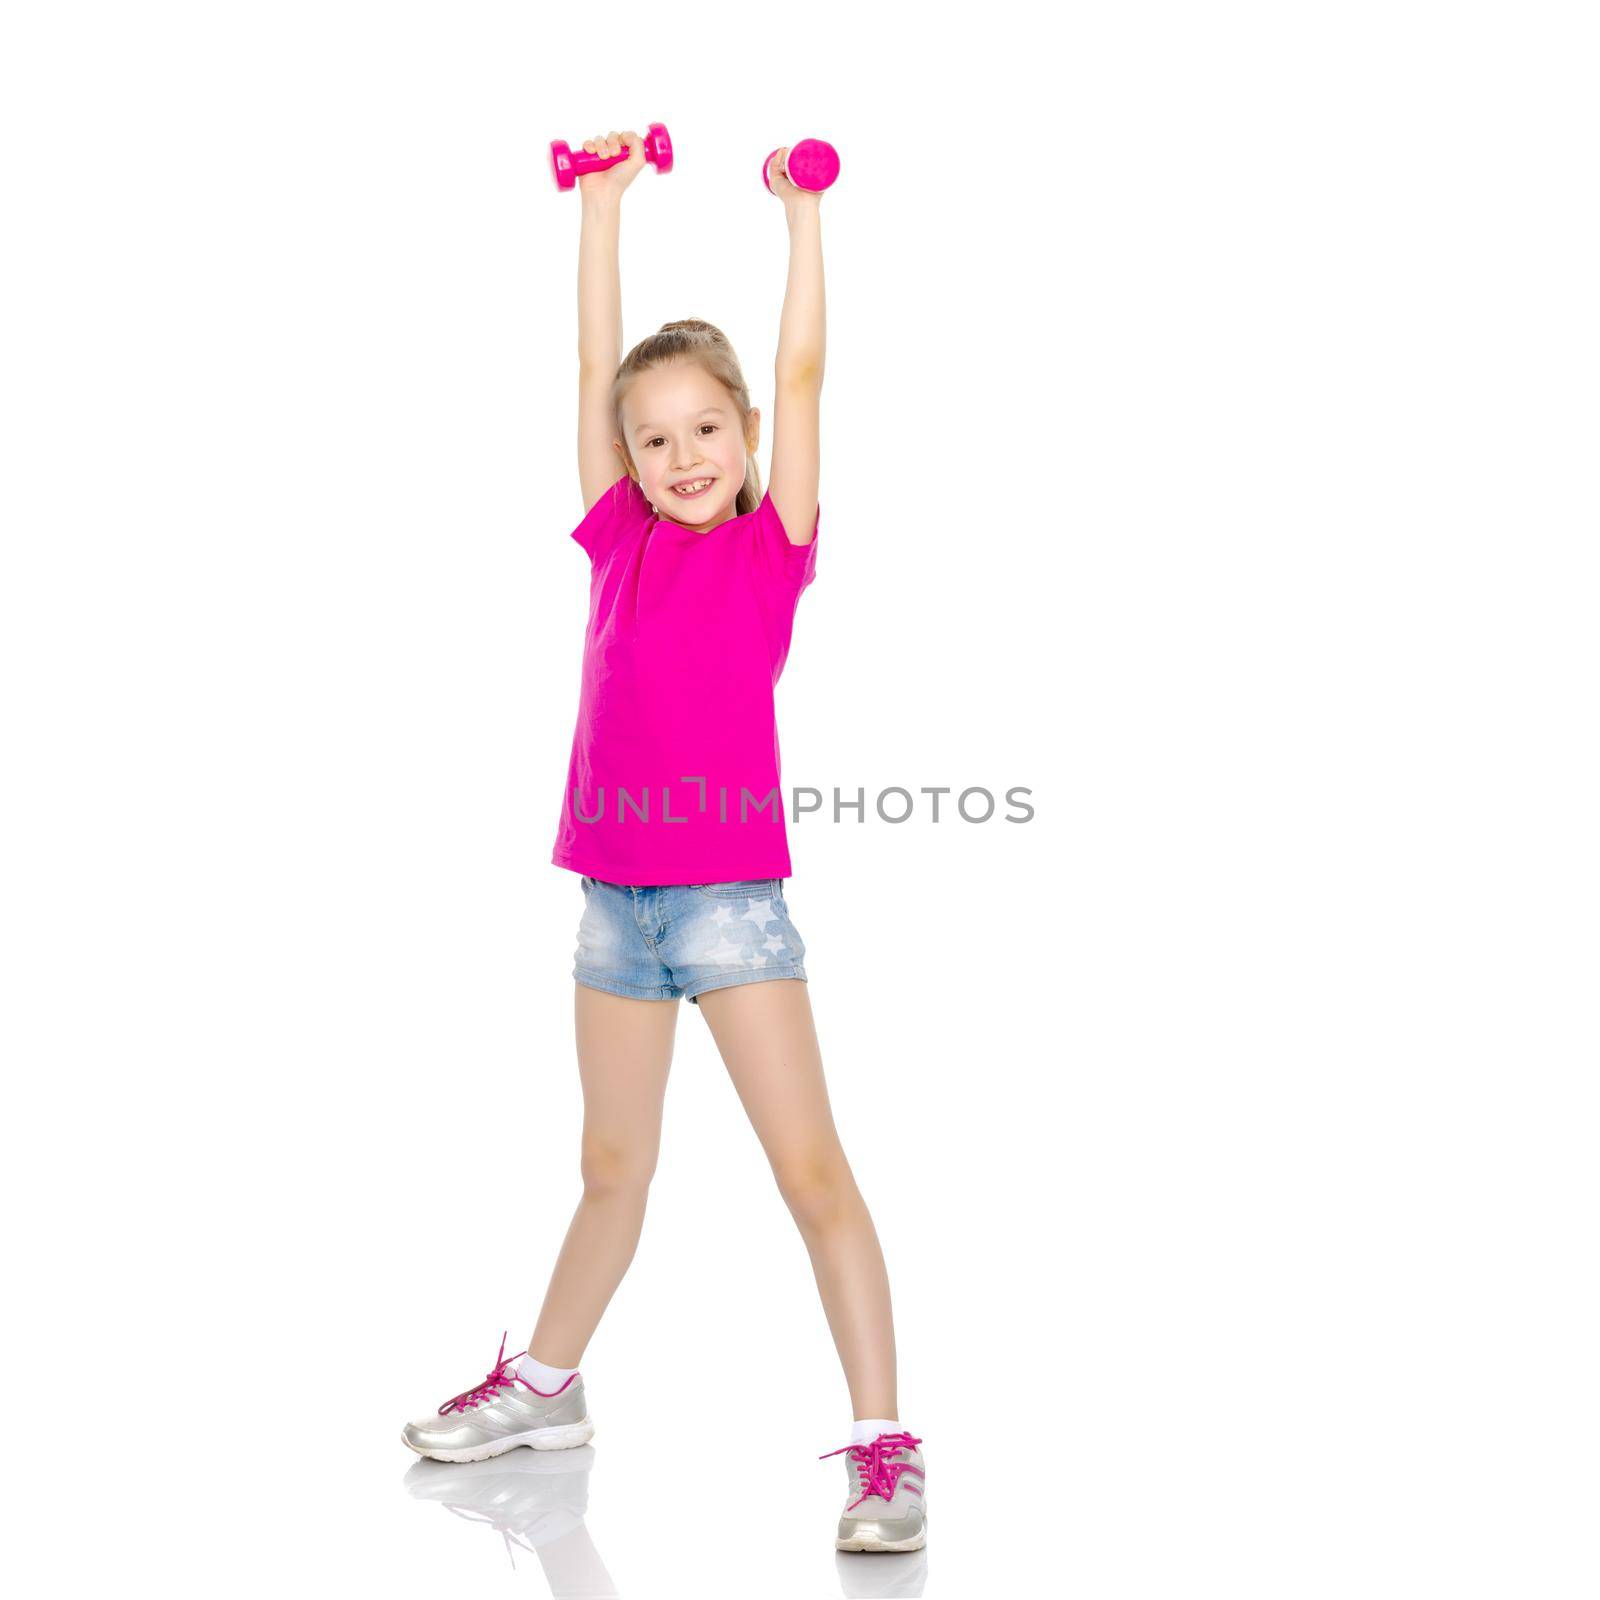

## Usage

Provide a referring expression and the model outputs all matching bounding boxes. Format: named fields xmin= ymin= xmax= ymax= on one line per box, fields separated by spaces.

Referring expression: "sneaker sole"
xmin=836 ymin=1522 xmax=927 ymax=1553
xmin=400 ymin=1417 xmax=595 ymax=1464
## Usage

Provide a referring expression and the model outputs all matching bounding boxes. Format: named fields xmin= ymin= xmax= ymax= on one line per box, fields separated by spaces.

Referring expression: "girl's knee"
xmin=580 ymin=1135 xmax=657 ymax=1197
xmin=774 ymin=1150 xmax=857 ymax=1229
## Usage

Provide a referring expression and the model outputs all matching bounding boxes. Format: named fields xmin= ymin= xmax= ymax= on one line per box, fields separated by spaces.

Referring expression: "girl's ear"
xmin=745 ymin=407 xmax=761 ymax=454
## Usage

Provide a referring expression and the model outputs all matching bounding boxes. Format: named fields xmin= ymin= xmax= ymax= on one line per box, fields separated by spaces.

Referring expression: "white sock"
xmin=513 ymin=1350 xmax=580 ymax=1394
xmin=850 ymin=1416 xmax=903 ymax=1446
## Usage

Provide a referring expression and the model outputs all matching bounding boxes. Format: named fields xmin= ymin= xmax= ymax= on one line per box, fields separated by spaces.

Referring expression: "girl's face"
xmin=619 ymin=361 xmax=758 ymax=529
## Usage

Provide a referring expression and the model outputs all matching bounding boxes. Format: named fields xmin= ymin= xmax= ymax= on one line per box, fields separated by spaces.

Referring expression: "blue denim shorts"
xmin=573 ymin=876 xmax=808 ymax=1006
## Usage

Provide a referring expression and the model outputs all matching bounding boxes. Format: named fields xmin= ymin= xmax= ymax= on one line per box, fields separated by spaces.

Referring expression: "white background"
xmin=3 ymin=2 xmax=1596 ymax=1595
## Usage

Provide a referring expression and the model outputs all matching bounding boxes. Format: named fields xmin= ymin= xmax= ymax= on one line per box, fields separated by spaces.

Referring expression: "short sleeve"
xmin=749 ymin=488 xmax=819 ymax=597
xmin=571 ymin=473 xmax=651 ymax=567
xmin=747 ymin=489 xmax=819 ymax=675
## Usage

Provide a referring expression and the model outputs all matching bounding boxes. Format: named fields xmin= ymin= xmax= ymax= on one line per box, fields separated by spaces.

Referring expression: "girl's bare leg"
xmin=694 ymin=978 xmax=898 ymax=1419
xmin=528 ymin=986 xmax=679 ymax=1366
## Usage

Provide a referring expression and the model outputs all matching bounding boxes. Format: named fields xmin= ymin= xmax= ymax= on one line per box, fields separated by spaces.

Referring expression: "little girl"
xmin=401 ymin=130 xmax=925 ymax=1555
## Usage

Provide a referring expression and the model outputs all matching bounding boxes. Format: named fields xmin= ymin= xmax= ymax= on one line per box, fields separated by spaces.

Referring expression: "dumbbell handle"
xmin=550 ymin=123 xmax=673 ymax=191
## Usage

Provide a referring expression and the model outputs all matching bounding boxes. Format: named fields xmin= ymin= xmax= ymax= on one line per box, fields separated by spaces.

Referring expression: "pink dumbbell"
xmin=550 ymin=123 xmax=674 ymax=191
xmin=762 ymin=137 xmax=840 ymax=195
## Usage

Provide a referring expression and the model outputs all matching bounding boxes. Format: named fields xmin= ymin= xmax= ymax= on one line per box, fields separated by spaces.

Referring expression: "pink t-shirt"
xmin=551 ymin=473 xmax=819 ymax=885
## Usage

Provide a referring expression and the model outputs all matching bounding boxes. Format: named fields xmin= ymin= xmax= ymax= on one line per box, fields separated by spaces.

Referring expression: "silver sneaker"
xmin=820 ymin=1429 xmax=927 ymax=1552
xmin=401 ymin=1332 xmax=595 ymax=1463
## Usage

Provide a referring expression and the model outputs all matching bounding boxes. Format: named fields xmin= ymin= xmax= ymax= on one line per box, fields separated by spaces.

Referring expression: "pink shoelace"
xmin=437 ymin=1331 xmax=553 ymax=1416
xmin=819 ymin=1430 xmax=925 ymax=1510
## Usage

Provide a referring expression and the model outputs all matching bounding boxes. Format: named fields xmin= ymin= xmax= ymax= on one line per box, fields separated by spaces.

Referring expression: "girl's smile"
xmin=668 ymin=476 xmax=717 ymax=499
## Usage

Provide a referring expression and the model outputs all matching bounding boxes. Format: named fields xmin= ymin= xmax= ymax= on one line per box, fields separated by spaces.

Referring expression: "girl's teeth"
xmin=674 ymin=479 xmax=712 ymax=494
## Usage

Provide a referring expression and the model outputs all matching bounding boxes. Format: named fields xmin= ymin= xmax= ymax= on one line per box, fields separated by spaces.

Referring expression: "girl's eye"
xmin=644 ymin=426 xmax=713 ymax=446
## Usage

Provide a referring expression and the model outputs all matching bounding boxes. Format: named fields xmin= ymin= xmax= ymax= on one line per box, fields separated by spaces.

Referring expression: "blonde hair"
xmin=612 ymin=319 xmax=762 ymax=517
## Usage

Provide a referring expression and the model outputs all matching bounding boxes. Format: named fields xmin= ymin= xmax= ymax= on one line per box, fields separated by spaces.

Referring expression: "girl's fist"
xmin=576 ymin=128 xmax=647 ymax=196
xmin=764 ymin=146 xmax=819 ymax=208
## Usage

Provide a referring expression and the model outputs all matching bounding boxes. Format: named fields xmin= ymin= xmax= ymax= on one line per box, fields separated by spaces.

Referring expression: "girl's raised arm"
xmin=766 ymin=150 xmax=824 ymax=547
xmin=575 ymin=131 xmax=646 ymax=513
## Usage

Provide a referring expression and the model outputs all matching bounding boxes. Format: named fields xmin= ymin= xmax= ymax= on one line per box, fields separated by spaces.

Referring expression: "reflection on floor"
xmin=404 ymin=1446 xmax=617 ymax=1593
xmin=402 ymin=1445 xmax=928 ymax=1598
xmin=837 ymin=1545 xmax=930 ymax=1597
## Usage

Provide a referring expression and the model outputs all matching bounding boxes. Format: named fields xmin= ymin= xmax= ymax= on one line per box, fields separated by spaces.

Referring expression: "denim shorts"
xmin=573 ymin=876 xmax=808 ymax=1006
